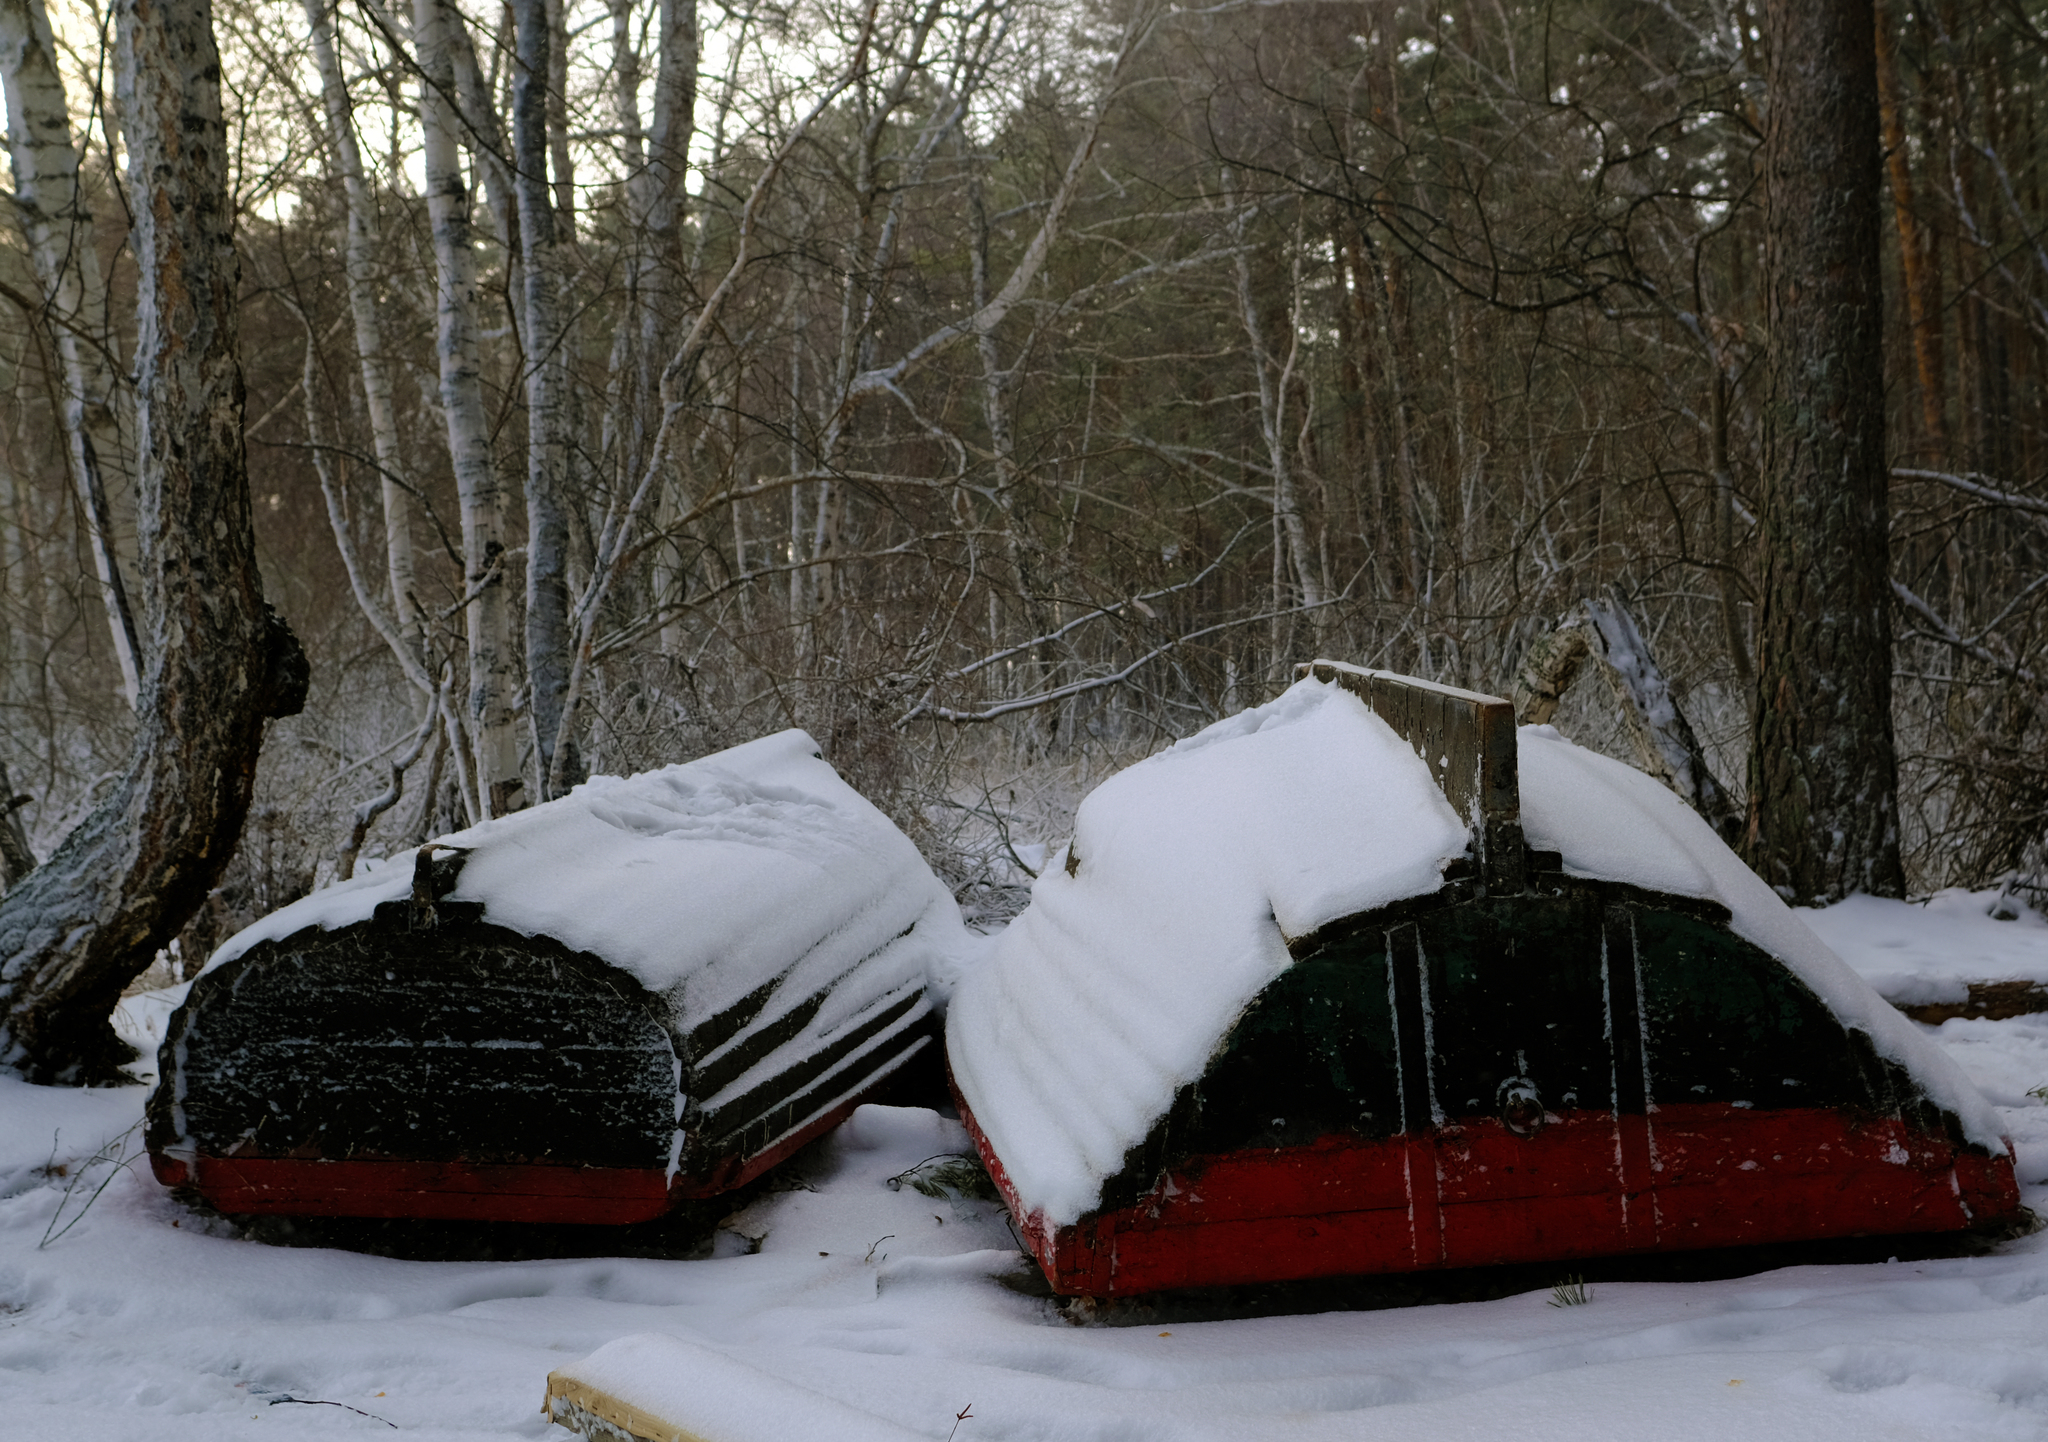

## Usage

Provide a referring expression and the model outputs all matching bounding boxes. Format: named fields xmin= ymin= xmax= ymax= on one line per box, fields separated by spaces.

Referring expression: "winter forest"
xmin=4 ymin=0 xmax=2048 ymax=1073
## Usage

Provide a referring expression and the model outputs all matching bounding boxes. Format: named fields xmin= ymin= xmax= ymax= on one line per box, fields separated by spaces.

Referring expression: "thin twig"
xmin=268 ymin=1396 xmax=398 ymax=1428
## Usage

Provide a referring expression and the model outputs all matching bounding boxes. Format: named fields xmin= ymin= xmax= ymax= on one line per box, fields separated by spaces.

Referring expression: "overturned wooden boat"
xmin=947 ymin=661 xmax=2026 ymax=1297
xmin=146 ymin=731 xmax=962 ymax=1224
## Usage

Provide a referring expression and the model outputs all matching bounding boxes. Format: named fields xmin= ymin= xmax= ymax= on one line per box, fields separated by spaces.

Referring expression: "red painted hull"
xmin=151 ymin=1087 xmax=876 ymax=1224
xmin=955 ymin=1095 xmax=2024 ymax=1296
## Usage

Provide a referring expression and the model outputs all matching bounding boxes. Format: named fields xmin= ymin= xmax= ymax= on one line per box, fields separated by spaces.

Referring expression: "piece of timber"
xmin=543 ymin=1332 xmax=923 ymax=1441
xmin=1892 ymin=979 xmax=2048 ymax=1024
xmin=1296 ymin=660 xmax=1523 ymax=893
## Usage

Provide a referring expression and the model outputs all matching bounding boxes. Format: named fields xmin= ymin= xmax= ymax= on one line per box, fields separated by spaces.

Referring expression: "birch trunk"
xmin=633 ymin=0 xmax=697 ymax=646
xmin=0 ymin=0 xmax=141 ymax=705
xmin=601 ymin=0 xmax=645 ymax=490
xmin=1228 ymin=193 xmax=1323 ymax=618
xmin=545 ymin=0 xmax=572 ymax=230
xmin=0 ymin=0 xmax=308 ymax=1082
xmin=511 ymin=0 xmax=575 ymax=796
xmin=305 ymin=0 xmax=418 ymax=646
xmin=414 ymin=0 xmax=522 ymax=818
xmin=638 ymin=0 xmax=697 ymax=386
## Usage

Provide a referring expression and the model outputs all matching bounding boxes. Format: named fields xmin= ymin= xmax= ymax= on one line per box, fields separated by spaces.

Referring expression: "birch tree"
xmin=511 ymin=0 xmax=575 ymax=796
xmin=0 ymin=0 xmax=140 ymax=705
xmin=304 ymin=0 xmax=418 ymax=649
xmin=413 ymin=0 xmax=522 ymax=819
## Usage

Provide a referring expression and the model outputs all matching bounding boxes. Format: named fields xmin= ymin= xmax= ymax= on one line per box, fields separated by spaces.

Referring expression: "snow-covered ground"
xmin=1804 ymin=887 xmax=2048 ymax=1007
xmin=3 ymin=895 xmax=2047 ymax=1440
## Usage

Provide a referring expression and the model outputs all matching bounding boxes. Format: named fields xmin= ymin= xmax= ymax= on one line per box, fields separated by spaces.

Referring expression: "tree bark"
xmin=1874 ymin=0 xmax=1947 ymax=451
xmin=0 ymin=0 xmax=307 ymax=1084
xmin=636 ymin=0 xmax=697 ymax=408
xmin=1747 ymin=0 xmax=1906 ymax=902
xmin=511 ymin=0 xmax=575 ymax=798
xmin=304 ymin=0 xmax=419 ymax=646
xmin=0 ymin=761 xmax=35 ymax=891
xmin=0 ymin=0 xmax=142 ymax=706
xmin=414 ymin=0 xmax=522 ymax=819
xmin=626 ymin=0 xmax=697 ymax=656
xmin=1512 ymin=595 xmax=1741 ymax=841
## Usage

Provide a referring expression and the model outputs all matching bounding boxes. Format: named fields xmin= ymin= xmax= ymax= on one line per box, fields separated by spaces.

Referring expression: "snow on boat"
xmin=145 ymin=731 xmax=963 ymax=1225
xmin=946 ymin=661 xmax=2027 ymax=1297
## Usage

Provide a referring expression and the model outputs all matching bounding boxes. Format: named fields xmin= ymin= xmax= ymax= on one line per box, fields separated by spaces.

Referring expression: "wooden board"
xmin=543 ymin=1332 xmax=924 ymax=1442
xmin=546 ymin=1373 xmax=715 ymax=1442
xmin=1894 ymin=979 xmax=2048 ymax=1024
xmin=1296 ymin=660 xmax=1523 ymax=892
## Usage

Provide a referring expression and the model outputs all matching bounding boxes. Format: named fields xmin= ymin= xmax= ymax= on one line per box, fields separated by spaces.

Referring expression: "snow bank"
xmin=208 ymin=730 xmax=966 ymax=1027
xmin=947 ymin=680 xmax=1472 ymax=1226
xmin=952 ymin=678 xmax=2010 ymax=1228
xmin=1802 ymin=888 xmax=2048 ymax=1006
xmin=1517 ymin=726 xmax=2006 ymax=1152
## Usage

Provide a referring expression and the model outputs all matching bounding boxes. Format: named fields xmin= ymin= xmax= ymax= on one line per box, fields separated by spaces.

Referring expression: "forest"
xmin=3 ymin=0 xmax=2046 ymax=1077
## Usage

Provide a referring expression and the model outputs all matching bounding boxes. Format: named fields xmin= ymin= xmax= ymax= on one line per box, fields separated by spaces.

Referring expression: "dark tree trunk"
xmin=0 ymin=0 xmax=306 ymax=1084
xmin=1745 ymin=0 xmax=1906 ymax=903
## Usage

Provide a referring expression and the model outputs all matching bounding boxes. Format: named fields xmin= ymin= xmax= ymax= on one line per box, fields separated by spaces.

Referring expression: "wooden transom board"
xmin=1295 ymin=659 xmax=1523 ymax=892
xmin=146 ymin=918 xmax=684 ymax=1224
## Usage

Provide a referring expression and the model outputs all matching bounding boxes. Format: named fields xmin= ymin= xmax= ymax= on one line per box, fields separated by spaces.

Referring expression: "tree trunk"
xmin=305 ymin=0 xmax=419 ymax=646
xmin=1514 ymin=596 xmax=1742 ymax=841
xmin=1874 ymin=0 xmax=1947 ymax=452
xmin=414 ymin=0 xmax=521 ymax=819
xmin=1747 ymin=0 xmax=1906 ymax=902
xmin=0 ymin=760 xmax=35 ymax=891
xmin=544 ymin=0 xmax=573 ymax=231
xmin=511 ymin=0 xmax=576 ymax=798
xmin=0 ymin=0 xmax=307 ymax=1084
xmin=0 ymin=0 xmax=142 ymax=706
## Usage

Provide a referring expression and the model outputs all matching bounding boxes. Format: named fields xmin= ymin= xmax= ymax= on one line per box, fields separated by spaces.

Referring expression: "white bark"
xmin=511 ymin=0 xmax=574 ymax=796
xmin=0 ymin=0 xmax=139 ymax=705
xmin=628 ymin=0 xmax=698 ymax=640
xmin=1227 ymin=185 xmax=1323 ymax=615
xmin=414 ymin=0 xmax=521 ymax=818
xmin=305 ymin=0 xmax=419 ymax=648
